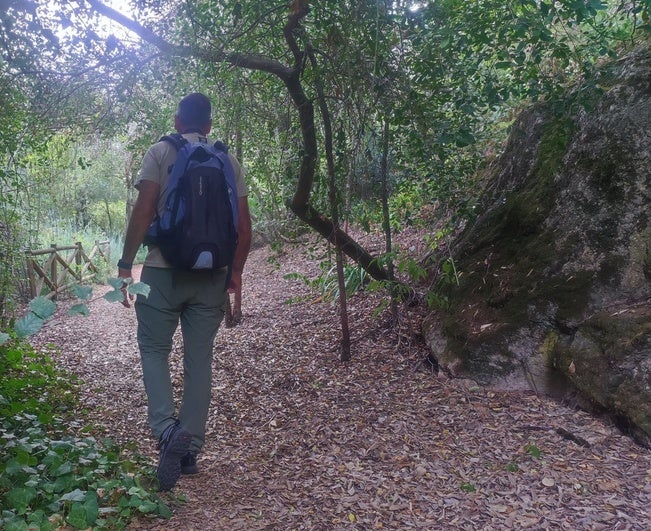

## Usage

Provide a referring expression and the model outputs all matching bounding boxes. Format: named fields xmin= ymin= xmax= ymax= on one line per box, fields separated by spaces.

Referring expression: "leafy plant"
xmin=0 ymin=341 xmax=171 ymax=530
xmin=505 ymin=461 xmax=520 ymax=472
xmin=284 ymin=261 xmax=368 ymax=303
xmin=524 ymin=443 xmax=542 ymax=459
xmin=0 ymin=279 xmax=149 ymax=347
xmin=0 ymin=343 xmax=76 ymax=425
xmin=396 ymin=256 xmax=428 ymax=284
xmin=460 ymin=482 xmax=477 ymax=493
xmin=424 ymin=291 xmax=450 ymax=310
xmin=0 ymin=280 xmax=162 ymax=527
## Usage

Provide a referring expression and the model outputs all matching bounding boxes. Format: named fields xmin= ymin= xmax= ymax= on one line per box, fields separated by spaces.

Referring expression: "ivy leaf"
xmin=157 ymin=499 xmax=172 ymax=519
xmin=72 ymin=285 xmax=93 ymax=301
xmin=68 ymin=304 xmax=90 ymax=317
xmin=103 ymin=290 xmax=125 ymax=303
xmin=137 ymin=500 xmax=158 ymax=513
xmin=14 ymin=313 xmax=45 ymax=338
xmin=28 ymin=296 xmax=56 ymax=320
xmin=59 ymin=488 xmax=86 ymax=502
xmin=0 ymin=331 xmax=10 ymax=345
xmin=127 ymin=282 xmax=150 ymax=298
xmin=7 ymin=486 xmax=37 ymax=514
xmin=66 ymin=502 xmax=91 ymax=529
xmin=107 ymin=277 xmax=129 ymax=290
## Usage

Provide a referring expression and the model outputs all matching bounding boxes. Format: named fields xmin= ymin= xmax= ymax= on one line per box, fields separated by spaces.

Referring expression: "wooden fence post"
xmin=75 ymin=242 xmax=83 ymax=281
xmin=50 ymin=243 xmax=57 ymax=301
xmin=25 ymin=239 xmax=112 ymax=300
xmin=26 ymin=251 xmax=36 ymax=299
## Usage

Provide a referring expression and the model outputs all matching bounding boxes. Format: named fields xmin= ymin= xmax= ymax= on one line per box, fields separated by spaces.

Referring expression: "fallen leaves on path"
xmin=33 ymin=232 xmax=651 ymax=530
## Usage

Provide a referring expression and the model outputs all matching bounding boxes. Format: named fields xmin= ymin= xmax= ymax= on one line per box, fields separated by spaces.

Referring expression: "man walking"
xmin=117 ymin=92 xmax=251 ymax=491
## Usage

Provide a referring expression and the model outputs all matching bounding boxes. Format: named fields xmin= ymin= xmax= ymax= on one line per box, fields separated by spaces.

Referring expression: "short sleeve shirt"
xmin=135 ymin=132 xmax=248 ymax=268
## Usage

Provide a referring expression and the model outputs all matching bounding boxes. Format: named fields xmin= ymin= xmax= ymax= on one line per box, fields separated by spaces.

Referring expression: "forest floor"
xmin=32 ymin=229 xmax=651 ymax=530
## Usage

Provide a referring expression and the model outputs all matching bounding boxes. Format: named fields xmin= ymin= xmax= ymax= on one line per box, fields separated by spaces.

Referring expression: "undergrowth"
xmin=0 ymin=340 xmax=170 ymax=530
xmin=284 ymin=260 xmax=368 ymax=303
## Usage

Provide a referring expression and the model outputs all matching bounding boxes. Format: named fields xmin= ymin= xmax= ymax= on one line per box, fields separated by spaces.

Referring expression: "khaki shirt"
xmin=135 ymin=132 xmax=248 ymax=268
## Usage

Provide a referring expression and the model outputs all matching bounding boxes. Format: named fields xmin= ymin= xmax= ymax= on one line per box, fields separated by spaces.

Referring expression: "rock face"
xmin=423 ymin=44 xmax=651 ymax=446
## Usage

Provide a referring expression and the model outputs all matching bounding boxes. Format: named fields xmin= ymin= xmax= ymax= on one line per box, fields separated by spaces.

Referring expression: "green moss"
xmin=517 ymin=117 xmax=571 ymax=211
xmin=554 ymin=308 xmax=651 ymax=397
xmin=540 ymin=331 xmax=559 ymax=366
xmin=538 ymin=271 xmax=594 ymax=322
xmin=580 ymin=312 xmax=651 ymax=360
xmin=462 ymin=112 xmax=575 ymax=273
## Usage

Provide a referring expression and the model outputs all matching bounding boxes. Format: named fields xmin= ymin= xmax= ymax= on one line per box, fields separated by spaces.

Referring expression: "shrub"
xmin=0 ymin=340 xmax=171 ymax=530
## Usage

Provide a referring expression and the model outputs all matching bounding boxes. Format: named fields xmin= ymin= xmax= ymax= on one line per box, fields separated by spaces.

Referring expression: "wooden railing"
xmin=25 ymin=240 xmax=110 ymax=299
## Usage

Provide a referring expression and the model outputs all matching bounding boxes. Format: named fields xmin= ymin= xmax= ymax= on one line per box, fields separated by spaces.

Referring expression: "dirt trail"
xmin=34 ymin=237 xmax=651 ymax=530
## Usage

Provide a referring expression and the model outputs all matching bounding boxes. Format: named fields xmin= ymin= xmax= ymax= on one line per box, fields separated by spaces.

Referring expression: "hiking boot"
xmin=157 ymin=421 xmax=192 ymax=491
xmin=180 ymin=452 xmax=199 ymax=475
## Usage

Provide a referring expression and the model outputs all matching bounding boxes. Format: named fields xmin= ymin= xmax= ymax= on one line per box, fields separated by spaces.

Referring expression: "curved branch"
xmin=283 ymin=1 xmax=309 ymax=68
xmin=86 ymin=0 xmax=388 ymax=282
xmin=86 ymin=0 xmax=293 ymax=79
xmin=86 ymin=0 xmax=183 ymax=55
xmin=289 ymin=203 xmax=389 ymax=282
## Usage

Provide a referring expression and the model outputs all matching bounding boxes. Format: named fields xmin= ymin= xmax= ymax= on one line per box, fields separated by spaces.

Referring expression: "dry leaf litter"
xmin=32 ymin=230 xmax=651 ymax=530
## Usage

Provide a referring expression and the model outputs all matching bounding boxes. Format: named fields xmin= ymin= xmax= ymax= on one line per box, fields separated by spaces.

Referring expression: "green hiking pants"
xmin=135 ymin=266 xmax=227 ymax=454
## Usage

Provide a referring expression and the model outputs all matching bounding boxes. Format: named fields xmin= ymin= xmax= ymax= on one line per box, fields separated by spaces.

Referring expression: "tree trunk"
xmin=308 ymin=44 xmax=351 ymax=361
xmin=380 ymin=116 xmax=398 ymax=322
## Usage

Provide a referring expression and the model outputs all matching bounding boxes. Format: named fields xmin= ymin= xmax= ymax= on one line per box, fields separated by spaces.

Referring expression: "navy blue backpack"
xmin=146 ymin=133 xmax=239 ymax=272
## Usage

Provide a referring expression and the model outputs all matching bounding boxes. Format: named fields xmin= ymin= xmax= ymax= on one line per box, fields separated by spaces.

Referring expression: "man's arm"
xmin=228 ymin=196 xmax=252 ymax=321
xmin=118 ymin=180 xmax=160 ymax=306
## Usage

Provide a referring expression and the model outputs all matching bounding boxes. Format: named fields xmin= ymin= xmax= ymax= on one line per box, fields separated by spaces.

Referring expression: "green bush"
xmin=284 ymin=260 xmax=368 ymax=303
xmin=0 ymin=340 xmax=171 ymax=530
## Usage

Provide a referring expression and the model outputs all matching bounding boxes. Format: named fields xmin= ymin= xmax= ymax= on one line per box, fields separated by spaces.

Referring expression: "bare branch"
xmin=86 ymin=0 xmax=293 ymax=79
xmin=86 ymin=0 xmax=184 ymax=55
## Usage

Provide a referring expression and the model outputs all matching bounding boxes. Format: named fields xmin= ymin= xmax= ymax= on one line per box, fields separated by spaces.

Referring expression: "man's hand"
xmin=227 ymin=271 xmax=242 ymax=324
xmin=118 ymin=268 xmax=133 ymax=308
xmin=225 ymin=196 xmax=251 ymax=327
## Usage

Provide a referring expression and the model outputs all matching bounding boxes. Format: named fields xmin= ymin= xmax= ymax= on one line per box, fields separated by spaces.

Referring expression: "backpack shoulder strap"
xmin=197 ymin=139 xmax=240 ymax=231
xmin=212 ymin=140 xmax=228 ymax=153
xmin=160 ymin=133 xmax=188 ymax=151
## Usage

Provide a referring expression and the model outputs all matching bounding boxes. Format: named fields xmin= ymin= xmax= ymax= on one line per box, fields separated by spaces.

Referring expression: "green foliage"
xmin=1 ymin=279 xmax=149 ymax=345
xmin=396 ymin=256 xmax=428 ymax=284
xmin=0 ymin=342 xmax=76 ymax=423
xmin=0 ymin=342 xmax=170 ymax=530
xmin=0 ymin=77 xmax=47 ymax=323
xmin=424 ymin=256 xmax=461 ymax=311
xmin=0 ymin=120 xmax=133 ymax=319
xmin=25 ymin=135 xmax=132 ymax=248
xmin=7 ymin=297 xmax=56 ymax=341
xmin=460 ymin=482 xmax=477 ymax=493
xmin=496 ymin=442 xmax=546 ymax=476
xmin=284 ymin=260 xmax=368 ymax=303
xmin=104 ymin=277 xmax=151 ymax=304
xmin=505 ymin=461 xmax=520 ymax=472
xmin=0 ymin=267 xmax=155 ymax=526
xmin=0 ymin=0 xmax=647 ymax=312
xmin=524 ymin=443 xmax=542 ymax=459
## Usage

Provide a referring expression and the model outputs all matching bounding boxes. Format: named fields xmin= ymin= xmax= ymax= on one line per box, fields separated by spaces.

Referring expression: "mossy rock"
xmin=553 ymin=307 xmax=651 ymax=446
xmin=424 ymin=44 xmax=651 ymax=446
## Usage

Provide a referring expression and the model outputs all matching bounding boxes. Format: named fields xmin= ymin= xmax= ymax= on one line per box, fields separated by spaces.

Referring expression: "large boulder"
xmin=423 ymin=44 xmax=651 ymax=446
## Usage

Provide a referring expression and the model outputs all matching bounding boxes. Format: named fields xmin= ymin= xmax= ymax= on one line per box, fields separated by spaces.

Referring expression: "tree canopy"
xmin=0 ymin=0 xmax=647 ymax=317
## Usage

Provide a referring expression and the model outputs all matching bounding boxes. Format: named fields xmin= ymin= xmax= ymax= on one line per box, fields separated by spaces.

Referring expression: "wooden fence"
xmin=25 ymin=240 xmax=111 ymax=299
